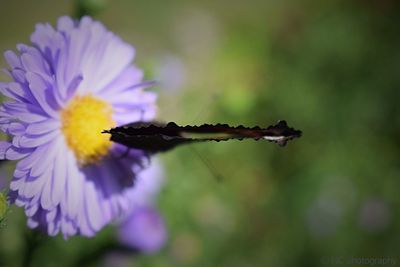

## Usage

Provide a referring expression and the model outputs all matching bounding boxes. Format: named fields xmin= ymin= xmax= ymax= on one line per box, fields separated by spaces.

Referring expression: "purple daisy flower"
xmin=0 ymin=16 xmax=157 ymax=237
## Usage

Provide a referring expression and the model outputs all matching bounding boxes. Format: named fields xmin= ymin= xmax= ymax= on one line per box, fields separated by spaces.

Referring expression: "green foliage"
xmin=0 ymin=192 xmax=7 ymax=225
xmin=74 ymin=0 xmax=107 ymax=18
xmin=0 ymin=0 xmax=399 ymax=266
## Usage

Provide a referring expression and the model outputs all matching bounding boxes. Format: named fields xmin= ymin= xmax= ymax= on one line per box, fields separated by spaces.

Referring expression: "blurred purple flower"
xmin=359 ymin=198 xmax=391 ymax=233
xmin=117 ymin=161 xmax=166 ymax=253
xmin=0 ymin=16 xmax=157 ymax=237
xmin=125 ymin=159 xmax=164 ymax=206
xmin=305 ymin=196 xmax=343 ymax=238
xmin=102 ymin=252 xmax=131 ymax=267
xmin=118 ymin=205 xmax=167 ymax=254
xmin=155 ymin=55 xmax=186 ymax=93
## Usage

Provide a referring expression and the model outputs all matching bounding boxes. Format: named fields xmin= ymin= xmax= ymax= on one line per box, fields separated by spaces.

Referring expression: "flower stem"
xmin=22 ymin=231 xmax=45 ymax=267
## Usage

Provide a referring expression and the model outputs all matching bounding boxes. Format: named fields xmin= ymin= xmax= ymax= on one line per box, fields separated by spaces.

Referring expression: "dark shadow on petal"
xmin=81 ymin=144 xmax=150 ymax=200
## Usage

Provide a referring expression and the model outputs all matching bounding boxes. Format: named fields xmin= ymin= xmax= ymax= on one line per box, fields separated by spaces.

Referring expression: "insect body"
xmin=103 ymin=120 xmax=302 ymax=153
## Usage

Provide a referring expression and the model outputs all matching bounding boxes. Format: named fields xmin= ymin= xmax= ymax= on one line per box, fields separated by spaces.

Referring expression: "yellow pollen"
xmin=61 ymin=94 xmax=115 ymax=165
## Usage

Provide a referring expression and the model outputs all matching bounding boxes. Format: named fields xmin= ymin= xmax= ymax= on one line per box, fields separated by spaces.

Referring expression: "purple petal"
xmin=57 ymin=16 xmax=75 ymax=33
xmin=30 ymin=23 xmax=56 ymax=51
xmin=69 ymin=20 xmax=135 ymax=94
xmin=25 ymin=120 xmax=60 ymax=135
xmin=16 ymin=142 xmax=52 ymax=170
xmin=30 ymin=138 xmax=60 ymax=177
xmin=4 ymin=50 xmax=22 ymax=69
xmin=85 ymin=181 xmax=104 ymax=231
xmin=10 ymin=69 xmax=27 ymax=84
xmin=0 ymin=82 xmax=23 ymax=102
xmin=3 ymin=102 xmax=48 ymax=123
xmin=98 ymin=66 xmax=143 ymax=96
xmin=0 ymin=141 xmax=12 ymax=159
xmin=109 ymin=90 xmax=157 ymax=106
xmin=22 ymin=174 xmax=46 ymax=199
xmin=26 ymin=202 xmax=39 ymax=217
xmin=20 ymin=49 xmax=51 ymax=78
xmin=18 ymin=130 xmax=59 ymax=148
xmin=63 ymin=150 xmax=83 ymax=219
xmin=14 ymin=168 xmax=28 ymax=179
xmin=5 ymin=146 xmax=32 ymax=160
xmin=50 ymin=142 xmax=67 ymax=206
xmin=46 ymin=207 xmax=58 ymax=223
xmin=65 ymin=74 xmax=83 ymax=99
xmin=27 ymin=218 xmax=39 ymax=228
xmin=40 ymin=166 xmax=56 ymax=210
xmin=7 ymin=122 xmax=26 ymax=136
xmin=25 ymin=72 xmax=59 ymax=118
xmin=10 ymin=174 xmax=27 ymax=191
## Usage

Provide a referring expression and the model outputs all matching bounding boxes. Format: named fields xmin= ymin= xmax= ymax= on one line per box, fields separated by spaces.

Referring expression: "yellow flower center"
xmin=61 ymin=94 xmax=115 ymax=165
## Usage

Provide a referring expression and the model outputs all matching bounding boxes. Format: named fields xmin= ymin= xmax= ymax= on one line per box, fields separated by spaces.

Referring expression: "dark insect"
xmin=103 ymin=120 xmax=302 ymax=154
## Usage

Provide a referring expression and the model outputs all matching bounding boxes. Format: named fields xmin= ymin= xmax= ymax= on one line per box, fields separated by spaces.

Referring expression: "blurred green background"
xmin=0 ymin=0 xmax=399 ymax=266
